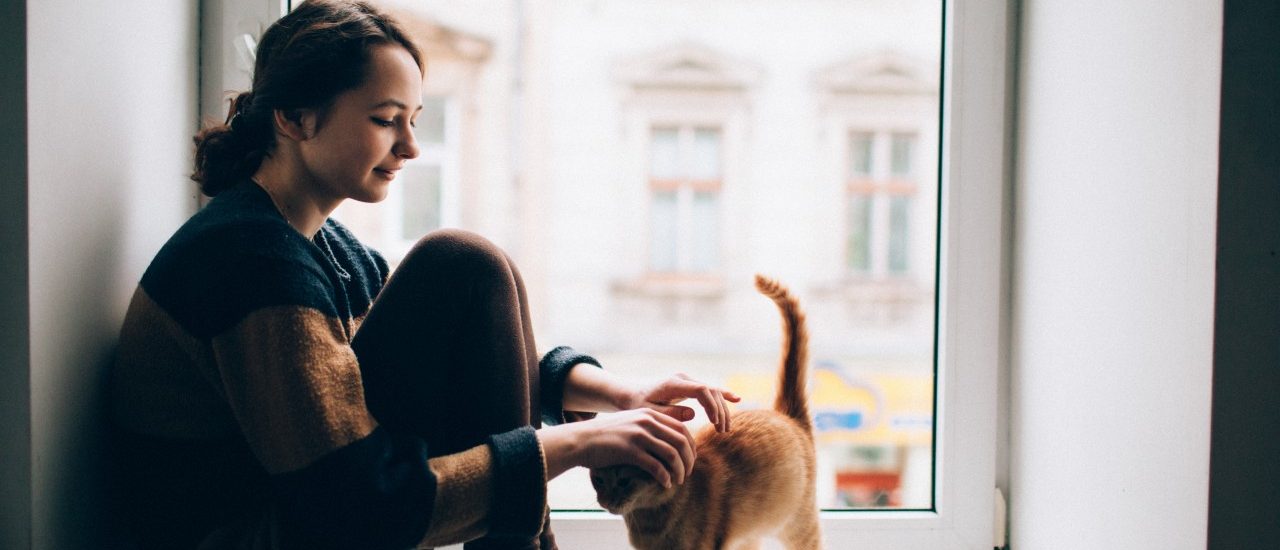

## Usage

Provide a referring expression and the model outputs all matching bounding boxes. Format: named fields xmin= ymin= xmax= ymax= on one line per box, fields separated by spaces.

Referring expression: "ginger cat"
xmin=590 ymin=275 xmax=821 ymax=549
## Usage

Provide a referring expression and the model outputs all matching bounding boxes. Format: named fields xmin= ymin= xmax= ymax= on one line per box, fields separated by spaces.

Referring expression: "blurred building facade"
xmin=334 ymin=0 xmax=941 ymax=509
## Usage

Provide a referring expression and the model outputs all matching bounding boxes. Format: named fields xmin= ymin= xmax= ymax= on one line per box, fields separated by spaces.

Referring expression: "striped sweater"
xmin=110 ymin=181 xmax=584 ymax=549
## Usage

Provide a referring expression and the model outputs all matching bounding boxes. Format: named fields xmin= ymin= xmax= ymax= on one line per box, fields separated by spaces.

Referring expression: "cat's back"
xmin=691 ymin=408 xmax=816 ymax=544
xmin=696 ymin=408 xmax=814 ymax=487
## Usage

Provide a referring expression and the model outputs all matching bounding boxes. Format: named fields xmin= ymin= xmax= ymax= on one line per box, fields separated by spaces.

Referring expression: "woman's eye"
xmin=372 ymin=118 xmax=395 ymax=127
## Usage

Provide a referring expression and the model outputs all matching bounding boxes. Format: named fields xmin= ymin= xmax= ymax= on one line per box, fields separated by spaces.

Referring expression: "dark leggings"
xmin=351 ymin=229 xmax=556 ymax=550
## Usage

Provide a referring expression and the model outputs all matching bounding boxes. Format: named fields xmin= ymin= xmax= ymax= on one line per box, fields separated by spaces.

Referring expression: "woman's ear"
xmin=272 ymin=108 xmax=316 ymax=142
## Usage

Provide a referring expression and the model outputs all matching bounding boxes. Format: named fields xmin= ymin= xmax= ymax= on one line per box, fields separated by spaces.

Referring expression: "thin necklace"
xmin=251 ymin=176 xmax=297 ymax=232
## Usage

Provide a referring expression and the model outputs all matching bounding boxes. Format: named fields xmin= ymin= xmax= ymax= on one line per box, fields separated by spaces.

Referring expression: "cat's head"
xmin=589 ymin=465 xmax=672 ymax=514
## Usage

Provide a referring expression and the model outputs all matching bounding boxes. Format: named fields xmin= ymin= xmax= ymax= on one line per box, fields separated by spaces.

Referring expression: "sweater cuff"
xmin=484 ymin=426 xmax=547 ymax=541
xmin=538 ymin=346 xmax=603 ymax=426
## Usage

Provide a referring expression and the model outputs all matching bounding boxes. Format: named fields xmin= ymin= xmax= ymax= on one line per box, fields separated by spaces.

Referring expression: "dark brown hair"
xmin=191 ymin=0 xmax=424 ymax=197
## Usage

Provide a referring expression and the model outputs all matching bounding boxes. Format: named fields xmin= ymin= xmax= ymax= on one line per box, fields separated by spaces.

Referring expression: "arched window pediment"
xmin=816 ymin=50 xmax=938 ymax=95
xmin=614 ymin=42 xmax=762 ymax=92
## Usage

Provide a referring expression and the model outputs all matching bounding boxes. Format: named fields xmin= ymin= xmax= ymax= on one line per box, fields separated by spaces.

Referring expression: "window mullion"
xmin=676 ymin=183 xmax=694 ymax=273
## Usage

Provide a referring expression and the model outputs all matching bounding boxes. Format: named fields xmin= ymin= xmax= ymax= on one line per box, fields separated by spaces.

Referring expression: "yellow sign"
xmin=725 ymin=366 xmax=933 ymax=447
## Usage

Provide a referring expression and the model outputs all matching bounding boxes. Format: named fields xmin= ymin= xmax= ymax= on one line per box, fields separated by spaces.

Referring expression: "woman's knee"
xmin=401 ymin=228 xmax=514 ymax=282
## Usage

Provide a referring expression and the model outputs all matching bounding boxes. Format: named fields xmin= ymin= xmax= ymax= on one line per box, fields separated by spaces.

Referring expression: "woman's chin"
xmin=349 ymin=184 xmax=390 ymax=204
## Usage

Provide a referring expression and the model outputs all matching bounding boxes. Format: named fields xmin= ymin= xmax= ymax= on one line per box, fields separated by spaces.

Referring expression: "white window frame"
xmin=218 ymin=0 xmax=1008 ymax=547
xmin=198 ymin=0 xmax=291 ymax=130
xmin=554 ymin=0 xmax=1008 ymax=547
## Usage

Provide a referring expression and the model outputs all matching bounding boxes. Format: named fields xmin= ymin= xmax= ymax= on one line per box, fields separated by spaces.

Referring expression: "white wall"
xmin=25 ymin=0 xmax=198 ymax=546
xmin=1009 ymin=1 xmax=1221 ymax=548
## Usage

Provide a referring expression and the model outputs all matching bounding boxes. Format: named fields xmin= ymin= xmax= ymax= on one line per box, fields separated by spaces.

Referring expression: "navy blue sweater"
xmin=110 ymin=181 xmax=590 ymax=549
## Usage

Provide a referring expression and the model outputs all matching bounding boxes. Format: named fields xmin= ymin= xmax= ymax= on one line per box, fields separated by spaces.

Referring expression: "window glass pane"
xmin=648 ymin=190 xmax=678 ymax=272
xmin=649 ymin=128 xmax=681 ymax=179
xmin=344 ymin=0 xmax=942 ymax=514
xmin=690 ymin=128 xmax=721 ymax=180
xmin=888 ymin=196 xmax=911 ymax=273
xmin=417 ymin=95 xmax=447 ymax=145
xmin=401 ymin=165 xmax=442 ymax=240
xmin=847 ymin=195 xmax=872 ymax=272
xmin=689 ymin=191 xmax=719 ymax=271
xmin=850 ymin=132 xmax=874 ymax=177
xmin=891 ymin=133 xmax=915 ymax=177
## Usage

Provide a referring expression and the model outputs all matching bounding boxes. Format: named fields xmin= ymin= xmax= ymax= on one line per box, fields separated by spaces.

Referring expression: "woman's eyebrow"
xmin=371 ymin=99 xmax=424 ymax=112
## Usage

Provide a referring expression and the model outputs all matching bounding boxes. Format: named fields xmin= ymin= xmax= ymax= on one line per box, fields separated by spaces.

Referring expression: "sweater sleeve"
xmin=212 ymin=304 xmax=547 ymax=549
xmin=539 ymin=345 xmax=604 ymax=426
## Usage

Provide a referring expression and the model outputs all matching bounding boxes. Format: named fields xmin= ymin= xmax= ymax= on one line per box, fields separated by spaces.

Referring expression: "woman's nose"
xmin=395 ymin=127 xmax=419 ymax=160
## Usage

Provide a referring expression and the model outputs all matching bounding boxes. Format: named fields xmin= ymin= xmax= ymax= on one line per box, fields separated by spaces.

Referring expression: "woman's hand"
xmin=622 ymin=373 xmax=743 ymax=433
xmin=544 ymin=370 xmax=741 ymax=486
xmin=562 ymin=365 xmax=742 ymax=432
xmin=539 ymin=408 xmax=695 ymax=488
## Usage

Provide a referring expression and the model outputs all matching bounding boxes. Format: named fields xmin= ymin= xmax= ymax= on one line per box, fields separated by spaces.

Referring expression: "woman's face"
xmin=297 ymin=43 xmax=423 ymax=204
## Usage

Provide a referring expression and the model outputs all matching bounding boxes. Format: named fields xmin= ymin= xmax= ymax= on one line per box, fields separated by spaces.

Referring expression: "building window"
xmin=846 ymin=131 xmax=918 ymax=278
xmin=647 ymin=126 xmax=723 ymax=274
xmin=396 ymin=96 xmax=450 ymax=241
xmin=399 ymin=164 xmax=442 ymax=240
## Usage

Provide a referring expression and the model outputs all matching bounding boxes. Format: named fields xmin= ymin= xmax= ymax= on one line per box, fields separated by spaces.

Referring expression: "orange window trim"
xmin=649 ymin=178 xmax=723 ymax=192
xmin=846 ymin=179 xmax=918 ymax=195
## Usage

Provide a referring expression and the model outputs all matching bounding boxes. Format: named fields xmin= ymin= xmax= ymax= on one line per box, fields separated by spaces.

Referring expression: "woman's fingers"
xmin=652 ymin=404 xmax=696 ymax=422
xmin=637 ymin=409 xmax=696 ymax=481
xmin=660 ymin=410 xmax=697 ymax=477
xmin=703 ymin=386 xmax=721 ymax=431
xmin=695 ymin=385 xmax=727 ymax=432
xmin=630 ymin=448 xmax=672 ymax=488
xmin=578 ymin=409 xmax=696 ymax=486
xmin=639 ymin=432 xmax=684 ymax=487
xmin=633 ymin=373 xmax=740 ymax=431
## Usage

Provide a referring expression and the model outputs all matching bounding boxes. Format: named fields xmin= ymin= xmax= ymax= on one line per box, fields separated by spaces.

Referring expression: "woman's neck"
xmin=251 ymin=155 xmax=339 ymax=239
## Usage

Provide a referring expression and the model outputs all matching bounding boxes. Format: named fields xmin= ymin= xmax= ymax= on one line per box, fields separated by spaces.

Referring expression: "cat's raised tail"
xmin=754 ymin=274 xmax=812 ymax=434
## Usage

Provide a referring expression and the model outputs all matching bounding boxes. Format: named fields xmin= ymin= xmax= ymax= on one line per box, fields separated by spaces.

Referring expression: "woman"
xmin=108 ymin=1 xmax=738 ymax=548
